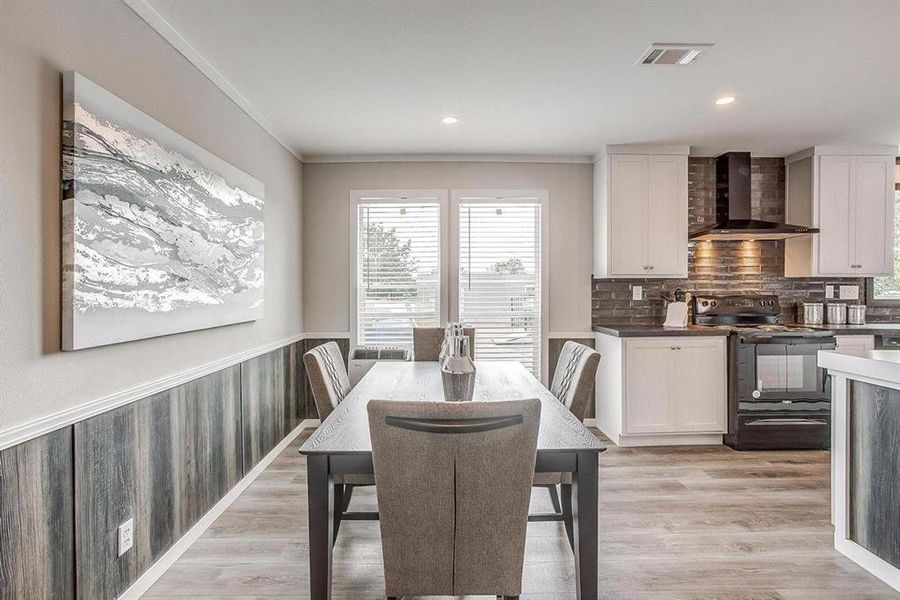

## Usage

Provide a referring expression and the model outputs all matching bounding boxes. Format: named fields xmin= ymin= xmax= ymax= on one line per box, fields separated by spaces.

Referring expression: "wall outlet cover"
xmin=839 ymin=285 xmax=860 ymax=300
xmin=118 ymin=518 xmax=134 ymax=556
xmin=825 ymin=285 xmax=835 ymax=300
xmin=632 ymin=285 xmax=642 ymax=301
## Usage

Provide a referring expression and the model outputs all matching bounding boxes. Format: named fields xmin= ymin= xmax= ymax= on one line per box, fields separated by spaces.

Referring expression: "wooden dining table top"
xmin=299 ymin=360 xmax=605 ymax=455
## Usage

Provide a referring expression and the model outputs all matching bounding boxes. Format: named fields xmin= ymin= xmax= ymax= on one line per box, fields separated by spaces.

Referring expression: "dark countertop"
xmin=592 ymin=324 xmax=731 ymax=337
xmin=805 ymin=323 xmax=900 ymax=335
xmin=593 ymin=322 xmax=900 ymax=337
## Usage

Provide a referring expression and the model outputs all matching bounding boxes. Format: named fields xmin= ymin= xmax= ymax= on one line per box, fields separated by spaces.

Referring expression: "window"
xmin=352 ymin=191 xmax=446 ymax=349
xmin=867 ymin=176 xmax=900 ymax=305
xmin=453 ymin=191 xmax=547 ymax=378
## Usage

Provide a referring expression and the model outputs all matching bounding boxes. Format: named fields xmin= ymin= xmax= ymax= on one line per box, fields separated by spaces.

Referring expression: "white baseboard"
xmin=118 ymin=419 xmax=319 ymax=599
xmin=616 ymin=433 xmax=724 ymax=447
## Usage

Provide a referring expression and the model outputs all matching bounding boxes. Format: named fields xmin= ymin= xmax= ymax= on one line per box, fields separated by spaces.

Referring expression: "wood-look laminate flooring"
xmin=143 ymin=429 xmax=898 ymax=599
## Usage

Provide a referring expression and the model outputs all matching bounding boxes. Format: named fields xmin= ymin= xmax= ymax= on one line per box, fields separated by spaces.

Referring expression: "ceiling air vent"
xmin=638 ymin=43 xmax=713 ymax=66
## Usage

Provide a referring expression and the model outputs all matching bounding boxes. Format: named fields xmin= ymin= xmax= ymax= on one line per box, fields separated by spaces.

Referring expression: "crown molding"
xmin=302 ymin=153 xmax=594 ymax=164
xmin=121 ymin=0 xmax=303 ymax=162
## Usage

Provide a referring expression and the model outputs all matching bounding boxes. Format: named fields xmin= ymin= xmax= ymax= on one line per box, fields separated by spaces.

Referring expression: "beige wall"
xmin=303 ymin=161 xmax=593 ymax=335
xmin=0 ymin=0 xmax=304 ymax=433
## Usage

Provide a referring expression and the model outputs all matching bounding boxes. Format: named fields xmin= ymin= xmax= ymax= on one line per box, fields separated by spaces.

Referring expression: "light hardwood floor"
xmin=143 ymin=429 xmax=898 ymax=599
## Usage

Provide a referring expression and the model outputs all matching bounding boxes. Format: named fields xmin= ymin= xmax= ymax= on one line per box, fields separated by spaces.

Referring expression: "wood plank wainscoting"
xmin=0 ymin=336 xmax=348 ymax=600
xmin=0 ymin=427 xmax=75 ymax=599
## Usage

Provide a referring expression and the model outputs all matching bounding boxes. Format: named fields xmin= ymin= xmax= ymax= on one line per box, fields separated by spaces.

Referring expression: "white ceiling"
xmin=139 ymin=0 xmax=900 ymax=158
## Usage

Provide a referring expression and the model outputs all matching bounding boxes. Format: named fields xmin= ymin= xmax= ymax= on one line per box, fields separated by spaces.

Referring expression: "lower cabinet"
xmin=834 ymin=335 xmax=875 ymax=355
xmin=596 ymin=333 xmax=726 ymax=446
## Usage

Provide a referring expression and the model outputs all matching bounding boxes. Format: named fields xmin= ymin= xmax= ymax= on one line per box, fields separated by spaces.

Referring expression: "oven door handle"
xmin=745 ymin=418 xmax=828 ymax=426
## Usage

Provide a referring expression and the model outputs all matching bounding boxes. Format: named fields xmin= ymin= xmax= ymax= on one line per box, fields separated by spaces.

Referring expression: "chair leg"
xmin=342 ymin=484 xmax=354 ymax=511
xmin=332 ymin=484 xmax=344 ymax=545
xmin=545 ymin=484 xmax=562 ymax=515
xmin=561 ymin=483 xmax=574 ymax=552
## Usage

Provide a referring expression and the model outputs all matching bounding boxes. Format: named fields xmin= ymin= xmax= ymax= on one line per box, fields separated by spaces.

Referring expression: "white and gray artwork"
xmin=61 ymin=72 xmax=265 ymax=350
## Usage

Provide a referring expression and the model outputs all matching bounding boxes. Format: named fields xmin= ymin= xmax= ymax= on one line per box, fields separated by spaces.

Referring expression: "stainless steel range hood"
xmin=689 ymin=152 xmax=819 ymax=241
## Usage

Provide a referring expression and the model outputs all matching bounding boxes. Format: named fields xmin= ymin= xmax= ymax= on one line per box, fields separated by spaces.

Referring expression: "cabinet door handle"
xmin=648 ymin=265 xmax=654 ymax=270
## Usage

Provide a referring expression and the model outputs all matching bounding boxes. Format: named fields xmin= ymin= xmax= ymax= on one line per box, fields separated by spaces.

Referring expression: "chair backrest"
xmin=549 ymin=341 xmax=601 ymax=421
xmin=413 ymin=326 xmax=475 ymax=361
xmin=367 ymin=398 xmax=541 ymax=597
xmin=303 ymin=342 xmax=351 ymax=420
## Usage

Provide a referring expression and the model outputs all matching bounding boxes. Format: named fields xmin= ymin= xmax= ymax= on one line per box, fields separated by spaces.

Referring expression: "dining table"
xmin=298 ymin=360 xmax=605 ymax=599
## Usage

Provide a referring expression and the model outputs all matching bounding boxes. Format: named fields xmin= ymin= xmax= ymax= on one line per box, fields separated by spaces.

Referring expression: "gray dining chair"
xmin=303 ymin=341 xmax=351 ymax=421
xmin=530 ymin=341 xmax=601 ymax=550
xmin=303 ymin=341 xmax=376 ymax=539
xmin=413 ymin=326 xmax=476 ymax=361
xmin=368 ymin=397 xmax=541 ymax=600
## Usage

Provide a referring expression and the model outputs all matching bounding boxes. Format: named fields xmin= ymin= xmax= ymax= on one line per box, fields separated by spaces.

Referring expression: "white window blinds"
xmin=457 ymin=199 xmax=543 ymax=377
xmin=356 ymin=199 xmax=441 ymax=348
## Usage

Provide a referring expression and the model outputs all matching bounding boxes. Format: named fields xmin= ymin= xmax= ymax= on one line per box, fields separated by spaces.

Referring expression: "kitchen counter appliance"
xmin=694 ymin=295 xmax=835 ymax=450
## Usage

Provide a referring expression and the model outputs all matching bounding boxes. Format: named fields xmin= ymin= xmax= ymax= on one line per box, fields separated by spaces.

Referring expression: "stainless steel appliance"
xmin=876 ymin=335 xmax=900 ymax=349
xmin=694 ymin=295 xmax=835 ymax=450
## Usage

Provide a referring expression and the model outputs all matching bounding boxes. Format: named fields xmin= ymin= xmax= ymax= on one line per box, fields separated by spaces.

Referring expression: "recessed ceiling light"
xmin=715 ymin=96 xmax=736 ymax=106
xmin=441 ymin=116 xmax=459 ymax=124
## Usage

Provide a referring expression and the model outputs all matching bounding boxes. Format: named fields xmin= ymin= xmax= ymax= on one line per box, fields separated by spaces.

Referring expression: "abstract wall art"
xmin=61 ymin=72 xmax=265 ymax=350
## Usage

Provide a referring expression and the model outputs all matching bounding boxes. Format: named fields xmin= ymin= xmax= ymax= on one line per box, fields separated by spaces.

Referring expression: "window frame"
xmin=349 ymin=189 xmax=449 ymax=352
xmin=450 ymin=189 xmax=550 ymax=383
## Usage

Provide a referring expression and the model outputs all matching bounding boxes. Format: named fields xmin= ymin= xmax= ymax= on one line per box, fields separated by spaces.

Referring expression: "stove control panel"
xmin=694 ymin=295 xmax=780 ymax=316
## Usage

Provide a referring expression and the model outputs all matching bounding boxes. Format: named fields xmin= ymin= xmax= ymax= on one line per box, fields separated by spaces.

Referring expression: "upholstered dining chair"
xmin=412 ymin=326 xmax=476 ymax=361
xmin=368 ymin=397 xmax=541 ymax=600
xmin=530 ymin=341 xmax=601 ymax=550
xmin=303 ymin=341 xmax=376 ymax=540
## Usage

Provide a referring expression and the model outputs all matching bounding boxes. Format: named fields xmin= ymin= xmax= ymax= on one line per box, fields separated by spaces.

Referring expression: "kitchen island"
xmin=818 ymin=350 xmax=900 ymax=592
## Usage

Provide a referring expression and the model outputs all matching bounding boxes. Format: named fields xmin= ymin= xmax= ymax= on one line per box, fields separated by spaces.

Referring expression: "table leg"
xmin=573 ymin=451 xmax=598 ymax=600
xmin=561 ymin=483 xmax=575 ymax=552
xmin=307 ymin=455 xmax=333 ymax=599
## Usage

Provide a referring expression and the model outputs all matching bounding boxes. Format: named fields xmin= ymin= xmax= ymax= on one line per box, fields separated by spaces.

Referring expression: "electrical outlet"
xmin=825 ymin=285 xmax=835 ymax=300
xmin=632 ymin=285 xmax=643 ymax=301
xmin=118 ymin=518 xmax=134 ymax=556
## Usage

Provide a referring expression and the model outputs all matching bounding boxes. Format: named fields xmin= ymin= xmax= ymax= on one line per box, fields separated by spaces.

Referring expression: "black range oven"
xmin=694 ymin=295 xmax=835 ymax=450
xmin=729 ymin=332 xmax=834 ymax=450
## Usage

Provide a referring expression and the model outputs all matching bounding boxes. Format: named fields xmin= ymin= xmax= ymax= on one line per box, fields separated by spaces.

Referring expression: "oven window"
xmin=757 ymin=353 xmax=787 ymax=392
xmin=785 ymin=352 xmax=819 ymax=392
xmin=756 ymin=344 xmax=823 ymax=394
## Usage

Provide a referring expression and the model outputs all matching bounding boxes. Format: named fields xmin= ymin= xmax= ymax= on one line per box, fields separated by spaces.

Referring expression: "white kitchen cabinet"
xmin=834 ymin=335 xmax=875 ymax=355
xmin=594 ymin=145 xmax=689 ymax=278
xmin=623 ymin=340 xmax=674 ymax=433
xmin=596 ymin=333 xmax=726 ymax=446
xmin=785 ymin=146 xmax=897 ymax=277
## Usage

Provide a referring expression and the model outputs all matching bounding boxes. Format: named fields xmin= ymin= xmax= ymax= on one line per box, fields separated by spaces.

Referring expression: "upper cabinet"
xmin=785 ymin=146 xmax=897 ymax=277
xmin=594 ymin=145 xmax=689 ymax=278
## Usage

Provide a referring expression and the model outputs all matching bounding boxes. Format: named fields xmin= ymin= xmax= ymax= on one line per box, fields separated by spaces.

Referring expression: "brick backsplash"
xmin=592 ymin=156 xmax=899 ymax=326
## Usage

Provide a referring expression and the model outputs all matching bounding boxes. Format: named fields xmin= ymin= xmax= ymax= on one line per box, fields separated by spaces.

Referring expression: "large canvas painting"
xmin=61 ymin=72 xmax=265 ymax=350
